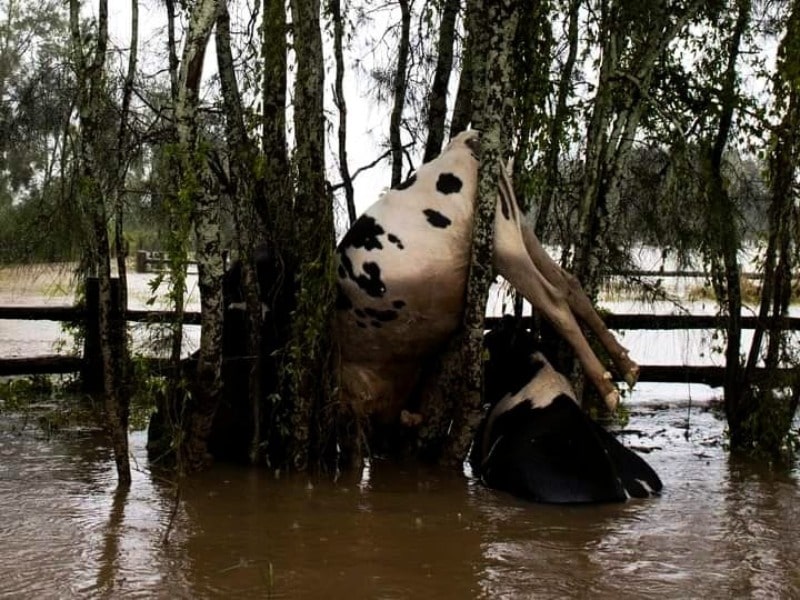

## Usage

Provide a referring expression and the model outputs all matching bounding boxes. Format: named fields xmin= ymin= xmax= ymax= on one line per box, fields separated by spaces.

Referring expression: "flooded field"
xmin=1 ymin=263 xmax=799 ymax=598
xmin=0 ymin=399 xmax=799 ymax=599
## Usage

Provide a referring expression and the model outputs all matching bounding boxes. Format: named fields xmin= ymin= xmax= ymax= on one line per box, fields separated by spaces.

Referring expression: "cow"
xmin=471 ymin=316 xmax=662 ymax=503
xmin=334 ymin=129 xmax=638 ymax=427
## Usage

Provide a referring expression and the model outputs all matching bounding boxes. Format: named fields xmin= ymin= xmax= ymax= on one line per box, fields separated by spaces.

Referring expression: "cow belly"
xmin=335 ymin=263 xmax=467 ymax=422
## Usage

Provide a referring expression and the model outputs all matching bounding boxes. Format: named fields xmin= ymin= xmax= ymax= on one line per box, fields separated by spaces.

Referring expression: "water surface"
xmin=1 ymin=400 xmax=798 ymax=599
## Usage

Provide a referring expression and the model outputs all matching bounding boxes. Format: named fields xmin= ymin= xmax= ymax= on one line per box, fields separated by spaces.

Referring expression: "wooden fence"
xmin=2 ymin=278 xmax=799 ymax=387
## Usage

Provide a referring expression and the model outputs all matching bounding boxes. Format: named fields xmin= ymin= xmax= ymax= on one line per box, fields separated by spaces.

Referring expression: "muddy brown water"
xmin=1 ymin=400 xmax=799 ymax=599
xmin=2 ymin=268 xmax=800 ymax=597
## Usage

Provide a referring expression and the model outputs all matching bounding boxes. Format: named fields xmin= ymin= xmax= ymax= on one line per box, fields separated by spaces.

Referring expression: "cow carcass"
xmin=471 ymin=316 xmax=662 ymax=503
xmin=335 ymin=130 xmax=638 ymax=426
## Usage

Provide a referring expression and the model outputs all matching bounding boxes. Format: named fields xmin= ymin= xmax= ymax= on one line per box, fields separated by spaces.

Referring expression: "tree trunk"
xmin=113 ymin=0 xmax=137 ymax=314
xmin=69 ymin=0 xmax=131 ymax=486
xmin=389 ymin=0 xmax=411 ymax=186
xmin=537 ymin=0 xmax=579 ymax=238
xmin=329 ymin=0 xmax=356 ymax=225
xmin=574 ymin=0 xmax=704 ymax=294
xmin=740 ymin=0 xmax=799 ymax=455
xmin=261 ymin=0 xmax=290 ymax=225
xmin=216 ymin=2 xmax=266 ymax=464
xmin=701 ymin=0 xmax=749 ymax=448
xmin=450 ymin=0 xmax=474 ymax=136
xmin=440 ymin=0 xmax=520 ymax=465
xmin=422 ymin=0 xmax=460 ymax=162
xmin=286 ymin=0 xmax=338 ymax=471
xmin=174 ymin=0 xmax=221 ymax=471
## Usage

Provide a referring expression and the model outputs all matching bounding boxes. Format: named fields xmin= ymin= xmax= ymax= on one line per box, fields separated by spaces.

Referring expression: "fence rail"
xmin=2 ymin=292 xmax=799 ymax=386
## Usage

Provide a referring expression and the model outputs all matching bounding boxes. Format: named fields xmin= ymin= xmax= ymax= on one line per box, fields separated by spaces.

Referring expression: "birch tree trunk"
xmin=574 ymin=0 xmax=703 ymax=294
xmin=174 ymin=0 xmax=222 ymax=471
xmin=69 ymin=0 xmax=131 ymax=486
xmin=286 ymin=0 xmax=338 ymax=470
xmin=441 ymin=0 xmax=520 ymax=464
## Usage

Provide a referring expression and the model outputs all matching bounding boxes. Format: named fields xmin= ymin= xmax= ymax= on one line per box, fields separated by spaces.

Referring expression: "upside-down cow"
xmin=334 ymin=130 xmax=638 ymax=425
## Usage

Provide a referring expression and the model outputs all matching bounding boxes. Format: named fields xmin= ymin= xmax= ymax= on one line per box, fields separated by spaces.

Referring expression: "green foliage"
xmin=0 ymin=375 xmax=101 ymax=436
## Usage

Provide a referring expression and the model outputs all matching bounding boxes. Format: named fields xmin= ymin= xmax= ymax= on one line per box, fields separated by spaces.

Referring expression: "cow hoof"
xmin=604 ymin=389 xmax=620 ymax=412
xmin=400 ymin=410 xmax=423 ymax=427
xmin=624 ymin=364 xmax=640 ymax=389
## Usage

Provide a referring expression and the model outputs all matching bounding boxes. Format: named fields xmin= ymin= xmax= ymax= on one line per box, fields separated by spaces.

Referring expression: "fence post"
xmin=135 ymin=250 xmax=149 ymax=273
xmin=81 ymin=277 xmax=122 ymax=394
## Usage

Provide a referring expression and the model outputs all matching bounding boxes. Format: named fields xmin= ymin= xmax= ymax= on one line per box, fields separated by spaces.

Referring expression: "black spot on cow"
xmin=371 ymin=321 xmax=382 ymax=328
xmin=357 ymin=321 xmax=367 ymax=328
xmin=339 ymin=215 xmax=385 ymax=251
xmin=338 ymin=265 xmax=346 ymax=279
xmin=335 ymin=284 xmax=353 ymax=311
xmin=338 ymin=253 xmax=387 ymax=298
xmin=354 ymin=308 xmax=366 ymax=318
xmin=360 ymin=262 xmax=387 ymax=297
xmin=395 ymin=174 xmax=417 ymax=190
xmin=364 ymin=307 xmax=398 ymax=322
xmin=436 ymin=172 xmax=463 ymax=195
xmin=387 ymin=233 xmax=404 ymax=250
xmin=423 ymin=209 xmax=452 ymax=229
xmin=392 ymin=300 xmax=406 ymax=309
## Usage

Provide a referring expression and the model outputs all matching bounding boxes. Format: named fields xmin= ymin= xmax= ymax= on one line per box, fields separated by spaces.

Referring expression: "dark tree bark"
xmin=700 ymin=0 xmax=749 ymax=447
xmin=286 ymin=0 xmax=338 ymax=471
xmin=422 ymin=0 xmax=460 ymax=162
xmin=537 ymin=0 xmax=579 ymax=237
xmin=216 ymin=1 xmax=264 ymax=463
xmin=450 ymin=0 xmax=474 ymax=136
xmin=260 ymin=0 xmax=290 ymax=229
xmin=113 ymin=0 xmax=138 ymax=314
xmin=165 ymin=0 xmax=179 ymax=101
xmin=329 ymin=0 xmax=356 ymax=225
xmin=389 ymin=0 xmax=411 ymax=187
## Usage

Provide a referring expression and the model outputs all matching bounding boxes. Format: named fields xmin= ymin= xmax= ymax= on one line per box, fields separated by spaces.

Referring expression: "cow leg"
xmin=493 ymin=165 xmax=619 ymax=410
xmin=492 ymin=240 xmax=620 ymax=410
xmin=519 ymin=225 xmax=639 ymax=388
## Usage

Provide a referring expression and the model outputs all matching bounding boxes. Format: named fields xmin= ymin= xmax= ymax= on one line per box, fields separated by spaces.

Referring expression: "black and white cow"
xmin=334 ymin=129 xmax=638 ymax=425
xmin=471 ymin=317 xmax=662 ymax=503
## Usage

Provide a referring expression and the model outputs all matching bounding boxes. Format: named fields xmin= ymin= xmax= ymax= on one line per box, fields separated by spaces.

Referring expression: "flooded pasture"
xmin=1 ymin=263 xmax=800 ymax=598
xmin=0 ymin=399 xmax=799 ymax=599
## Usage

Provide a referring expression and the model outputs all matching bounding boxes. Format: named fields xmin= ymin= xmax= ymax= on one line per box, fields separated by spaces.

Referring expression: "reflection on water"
xmin=0 ymin=402 xmax=799 ymax=599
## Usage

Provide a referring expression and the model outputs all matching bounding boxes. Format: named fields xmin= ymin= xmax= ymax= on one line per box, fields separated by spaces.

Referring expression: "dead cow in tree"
xmin=335 ymin=130 xmax=638 ymax=428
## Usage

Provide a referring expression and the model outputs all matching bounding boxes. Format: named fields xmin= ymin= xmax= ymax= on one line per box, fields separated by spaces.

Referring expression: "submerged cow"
xmin=471 ymin=317 xmax=662 ymax=503
xmin=335 ymin=129 xmax=638 ymax=426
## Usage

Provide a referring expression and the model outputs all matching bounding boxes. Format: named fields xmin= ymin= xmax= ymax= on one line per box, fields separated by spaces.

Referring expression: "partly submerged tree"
xmin=68 ymin=0 xmax=132 ymax=485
